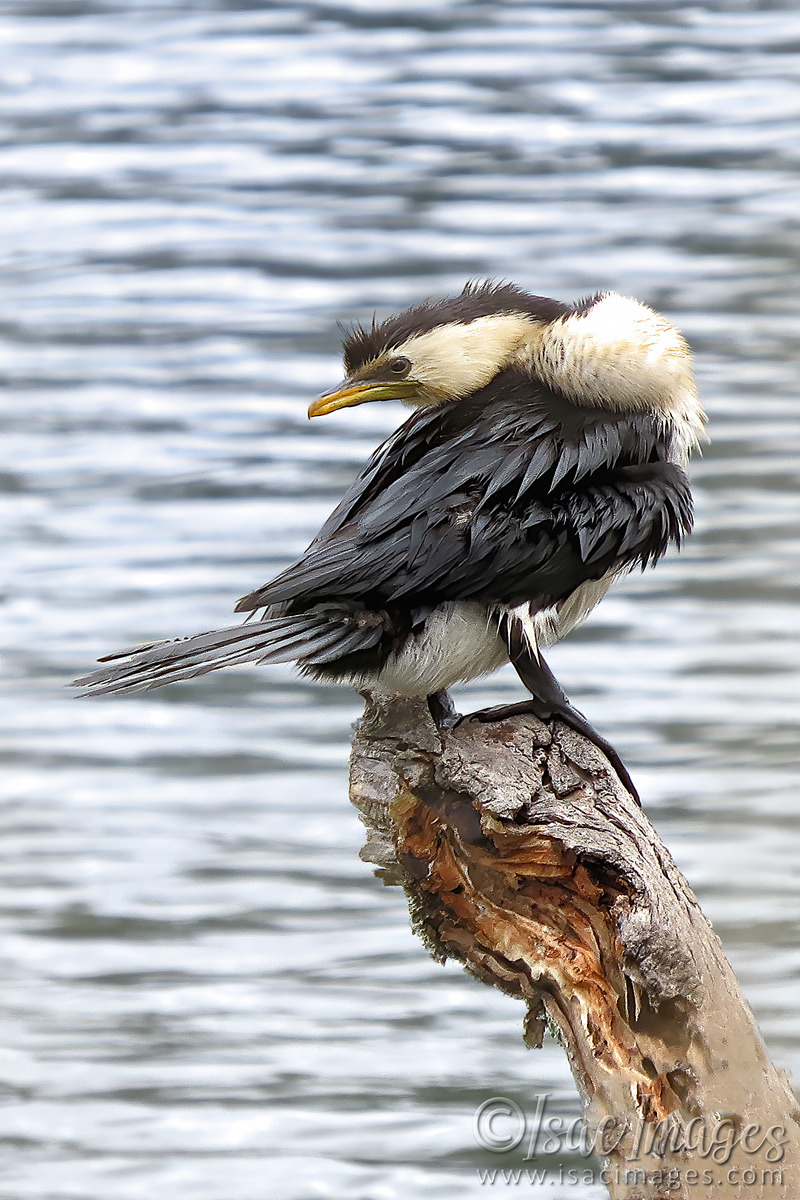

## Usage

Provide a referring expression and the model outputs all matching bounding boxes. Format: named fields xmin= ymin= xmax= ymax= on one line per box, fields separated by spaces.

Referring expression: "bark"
xmin=349 ymin=692 xmax=800 ymax=1200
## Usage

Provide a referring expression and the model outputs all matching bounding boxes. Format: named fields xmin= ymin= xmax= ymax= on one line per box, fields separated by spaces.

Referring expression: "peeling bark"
xmin=349 ymin=692 xmax=800 ymax=1200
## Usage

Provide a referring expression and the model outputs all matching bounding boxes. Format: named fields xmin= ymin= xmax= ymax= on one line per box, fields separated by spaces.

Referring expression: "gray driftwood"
xmin=349 ymin=692 xmax=799 ymax=1200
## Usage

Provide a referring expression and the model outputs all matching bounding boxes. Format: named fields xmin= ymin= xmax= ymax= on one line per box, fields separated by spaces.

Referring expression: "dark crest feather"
xmin=342 ymin=280 xmax=570 ymax=373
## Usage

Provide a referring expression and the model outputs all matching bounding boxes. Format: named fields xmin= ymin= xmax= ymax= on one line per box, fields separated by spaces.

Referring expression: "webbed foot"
xmin=461 ymin=699 xmax=640 ymax=806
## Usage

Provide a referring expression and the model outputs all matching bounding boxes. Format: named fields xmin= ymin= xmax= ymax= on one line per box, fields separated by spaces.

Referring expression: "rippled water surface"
xmin=3 ymin=2 xmax=800 ymax=1197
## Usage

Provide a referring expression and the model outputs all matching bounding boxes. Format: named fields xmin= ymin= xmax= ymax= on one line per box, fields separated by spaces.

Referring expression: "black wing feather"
xmin=237 ymin=374 xmax=691 ymax=616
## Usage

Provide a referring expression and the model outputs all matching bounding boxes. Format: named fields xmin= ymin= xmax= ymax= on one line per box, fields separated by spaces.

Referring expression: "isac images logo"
xmin=472 ymin=1094 xmax=787 ymax=1192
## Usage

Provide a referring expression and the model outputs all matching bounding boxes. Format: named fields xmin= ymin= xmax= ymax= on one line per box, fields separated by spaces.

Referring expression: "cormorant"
xmin=76 ymin=282 xmax=705 ymax=798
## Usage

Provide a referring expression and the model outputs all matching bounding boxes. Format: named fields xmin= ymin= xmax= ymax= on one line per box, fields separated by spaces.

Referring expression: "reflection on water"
xmin=2 ymin=2 xmax=799 ymax=1197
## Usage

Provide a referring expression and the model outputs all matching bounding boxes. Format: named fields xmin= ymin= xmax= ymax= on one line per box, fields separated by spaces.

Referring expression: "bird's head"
xmin=308 ymin=281 xmax=705 ymax=457
xmin=308 ymin=282 xmax=565 ymax=417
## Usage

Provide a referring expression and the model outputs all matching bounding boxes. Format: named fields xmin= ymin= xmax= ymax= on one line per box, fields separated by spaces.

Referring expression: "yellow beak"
xmin=308 ymin=378 xmax=417 ymax=418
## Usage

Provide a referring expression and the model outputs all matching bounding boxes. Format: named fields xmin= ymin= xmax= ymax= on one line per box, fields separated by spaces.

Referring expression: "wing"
xmin=237 ymin=375 xmax=692 ymax=615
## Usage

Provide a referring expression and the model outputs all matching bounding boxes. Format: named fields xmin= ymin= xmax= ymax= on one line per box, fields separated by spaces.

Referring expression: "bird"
xmin=75 ymin=281 xmax=705 ymax=799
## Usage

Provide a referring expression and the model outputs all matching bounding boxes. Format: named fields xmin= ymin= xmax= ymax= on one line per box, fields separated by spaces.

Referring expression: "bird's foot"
xmin=426 ymin=690 xmax=460 ymax=729
xmin=461 ymin=700 xmax=640 ymax=806
xmin=462 ymin=700 xmax=543 ymax=725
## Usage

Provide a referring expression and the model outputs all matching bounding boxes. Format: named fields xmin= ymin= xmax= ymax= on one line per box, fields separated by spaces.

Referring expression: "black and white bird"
xmin=76 ymin=282 xmax=705 ymax=797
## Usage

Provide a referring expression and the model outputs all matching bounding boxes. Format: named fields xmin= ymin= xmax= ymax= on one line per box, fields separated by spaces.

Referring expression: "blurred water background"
xmin=2 ymin=1 xmax=799 ymax=1197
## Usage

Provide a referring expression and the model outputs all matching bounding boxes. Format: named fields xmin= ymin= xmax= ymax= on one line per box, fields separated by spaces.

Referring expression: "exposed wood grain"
xmin=349 ymin=692 xmax=800 ymax=1200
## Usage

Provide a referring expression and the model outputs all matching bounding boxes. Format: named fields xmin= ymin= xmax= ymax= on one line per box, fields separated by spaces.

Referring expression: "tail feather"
xmin=74 ymin=607 xmax=384 ymax=696
xmin=95 ymin=616 xmax=318 ymax=667
xmin=253 ymin=624 xmax=361 ymax=666
xmin=301 ymin=627 xmax=376 ymax=664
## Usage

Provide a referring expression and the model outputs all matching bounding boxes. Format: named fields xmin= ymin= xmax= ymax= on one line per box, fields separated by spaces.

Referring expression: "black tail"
xmin=73 ymin=605 xmax=384 ymax=696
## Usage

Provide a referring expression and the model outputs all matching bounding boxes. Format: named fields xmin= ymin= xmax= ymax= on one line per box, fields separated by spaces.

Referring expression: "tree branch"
xmin=349 ymin=692 xmax=800 ymax=1200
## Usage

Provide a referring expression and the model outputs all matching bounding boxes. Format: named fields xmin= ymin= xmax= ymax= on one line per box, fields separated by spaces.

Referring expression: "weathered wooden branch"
xmin=349 ymin=692 xmax=800 ymax=1200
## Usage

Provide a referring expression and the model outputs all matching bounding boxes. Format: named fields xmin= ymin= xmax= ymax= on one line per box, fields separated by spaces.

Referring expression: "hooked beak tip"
xmin=307 ymin=380 xmax=378 ymax=419
xmin=308 ymin=377 xmax=418 ymax=419
xmin=307 ymin=392 xmax=354 ymax=419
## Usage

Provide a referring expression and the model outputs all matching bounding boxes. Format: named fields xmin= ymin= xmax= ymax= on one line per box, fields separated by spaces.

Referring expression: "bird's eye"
xmin=387 ymin=356 xmax=411 ymax=375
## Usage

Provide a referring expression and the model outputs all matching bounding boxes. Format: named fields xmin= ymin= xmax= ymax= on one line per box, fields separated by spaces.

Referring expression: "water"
xmin=2 ymin=2 xmax=799 ymax=1197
